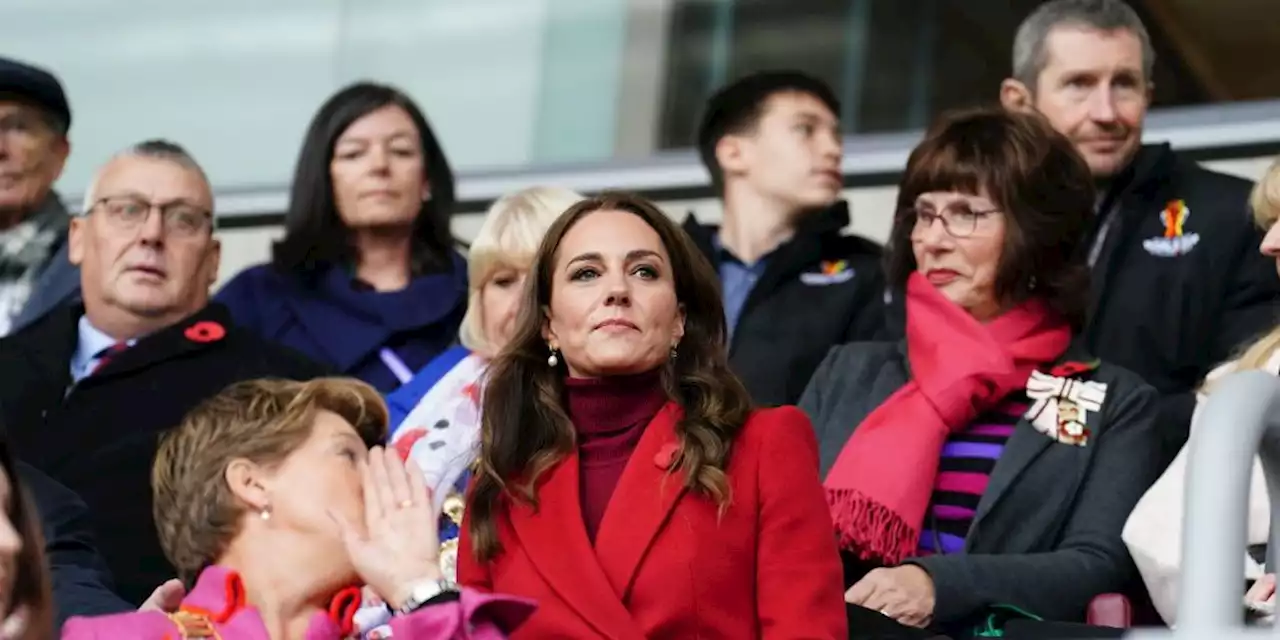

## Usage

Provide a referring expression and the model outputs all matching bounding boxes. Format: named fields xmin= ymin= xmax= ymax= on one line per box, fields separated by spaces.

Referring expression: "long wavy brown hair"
xmin=468 ymin=192 xmax=753 ymax=561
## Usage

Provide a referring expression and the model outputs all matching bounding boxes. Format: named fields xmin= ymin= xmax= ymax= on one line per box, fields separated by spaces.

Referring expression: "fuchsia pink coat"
xmin=61 ymin=565 xmax=533 ymax=639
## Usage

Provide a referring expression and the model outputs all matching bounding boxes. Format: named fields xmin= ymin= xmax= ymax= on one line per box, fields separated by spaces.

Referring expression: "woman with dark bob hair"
xmin=799 ymin=107 xmax=1165 ymax=638
xmin=216 ymin=82 xmax=465 ymax=392
xmin=458 ymin=192 xmax=847 ymax=638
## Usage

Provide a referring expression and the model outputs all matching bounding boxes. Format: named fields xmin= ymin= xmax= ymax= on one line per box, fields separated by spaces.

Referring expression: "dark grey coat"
xmin=798 ymin=341 xmax=1165 ymax=623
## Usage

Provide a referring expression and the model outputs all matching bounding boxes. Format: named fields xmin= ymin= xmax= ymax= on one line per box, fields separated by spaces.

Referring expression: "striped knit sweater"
xmin=917 ymin=391 xmax=1030 ymax=555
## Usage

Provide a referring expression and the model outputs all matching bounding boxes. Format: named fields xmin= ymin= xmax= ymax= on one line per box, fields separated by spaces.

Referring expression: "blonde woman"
xmin=1124 ymin=157 xmax=1280 ymax=625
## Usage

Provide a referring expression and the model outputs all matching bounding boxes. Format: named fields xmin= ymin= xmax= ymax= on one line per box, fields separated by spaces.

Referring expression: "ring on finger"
xmin=398 ymin=499 xmax=414 ymax=509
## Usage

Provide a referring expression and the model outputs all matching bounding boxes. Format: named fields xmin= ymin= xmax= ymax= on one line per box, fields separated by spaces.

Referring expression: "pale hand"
xmin=845 ymin=565 xmax=937 ymax=629
xmin=1247 ymin=574 xmax=1276 ymax=604
xmin=330 ymin=446 xmax=442 ymax=611
xmin=0 ymin=605 xmax=27 ymax=640
xmin=139 ymin=579 xmax=185 ymax=612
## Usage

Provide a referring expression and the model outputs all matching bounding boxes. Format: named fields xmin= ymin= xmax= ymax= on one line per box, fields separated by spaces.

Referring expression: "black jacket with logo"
xmin=1086 ymin=144 xmax=1280 ymax=462
xmin=683 ymin=202 xmax=886 ymax=407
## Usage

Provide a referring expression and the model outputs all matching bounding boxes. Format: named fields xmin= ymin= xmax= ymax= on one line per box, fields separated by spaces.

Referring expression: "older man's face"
xmin=0 ymin=101 xmax=68 ymax=217
xmin=69 ymin=155 xmax=220 ymax=325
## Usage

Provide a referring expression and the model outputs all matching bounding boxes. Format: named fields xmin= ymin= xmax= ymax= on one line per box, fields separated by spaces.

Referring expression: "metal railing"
xmin=1129 ymin=370 xmax=1280 ymax=638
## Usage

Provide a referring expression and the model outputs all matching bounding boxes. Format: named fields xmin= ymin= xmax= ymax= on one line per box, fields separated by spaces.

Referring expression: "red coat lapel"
xmin=593 ymin=403 xmax=689 ymax=600
xmin=507 ymin=450 xmax=645 ymax=640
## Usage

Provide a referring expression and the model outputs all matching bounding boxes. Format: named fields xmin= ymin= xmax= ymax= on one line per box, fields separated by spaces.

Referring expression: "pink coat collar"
xmin=180 ymin=565 xmax=363 ymax=638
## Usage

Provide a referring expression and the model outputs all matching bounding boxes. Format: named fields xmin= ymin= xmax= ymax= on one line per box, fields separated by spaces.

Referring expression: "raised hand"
xmin=330 ymin=446 xmax=442 ymax=610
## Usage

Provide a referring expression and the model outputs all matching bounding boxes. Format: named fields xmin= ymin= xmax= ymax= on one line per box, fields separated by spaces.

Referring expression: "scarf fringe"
xmin=826 ymin=487 xmax=917 ymax=566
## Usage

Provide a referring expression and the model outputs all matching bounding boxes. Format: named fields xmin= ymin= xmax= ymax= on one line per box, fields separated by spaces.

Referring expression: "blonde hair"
xmin=1206 ymin=158 xmax=1280 ymax=381
xmin=458 ymin=186 xmax=584 ymax=355
xmin=1251 ymin=157 xmax=1280 ymax=229
xmin=152 ymin=377 xmax=387 ymax=582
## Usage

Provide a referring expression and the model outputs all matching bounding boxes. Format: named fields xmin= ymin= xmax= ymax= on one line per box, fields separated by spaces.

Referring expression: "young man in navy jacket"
xmin=683 ymin=71 xmax=886 ymax=407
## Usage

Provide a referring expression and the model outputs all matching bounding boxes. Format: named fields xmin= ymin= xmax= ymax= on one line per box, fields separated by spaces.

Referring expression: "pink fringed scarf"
xmin=824 ymin=272 xmax=1071 ymax=564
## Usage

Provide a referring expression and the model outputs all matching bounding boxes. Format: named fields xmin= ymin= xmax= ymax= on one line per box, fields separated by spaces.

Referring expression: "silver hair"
xmin=80 ymin=139 xmax=212 ymax=216
xmin=1012 ymin=0 xmax=1155 ymax=89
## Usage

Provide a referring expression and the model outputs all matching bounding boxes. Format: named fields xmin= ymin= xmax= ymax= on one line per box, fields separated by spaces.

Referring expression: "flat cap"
xmin=0 ymin=56 xmax=70 ymax=131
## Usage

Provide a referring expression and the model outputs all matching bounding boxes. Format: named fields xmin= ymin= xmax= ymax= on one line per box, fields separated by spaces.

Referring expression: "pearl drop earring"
xmin=547 ymin=348 xmax=559 ymax=367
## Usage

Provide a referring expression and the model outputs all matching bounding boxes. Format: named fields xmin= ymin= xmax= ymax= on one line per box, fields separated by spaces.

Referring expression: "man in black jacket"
xmin=998 ymin=0 xmax=1280 ymax=463
xmin=0 ymin=140 xmax=329 ymax=605
xmin=20 ymin=461 xmax=129 ymax=627
xmin=684 ymin=70 xmax=886 ymax=407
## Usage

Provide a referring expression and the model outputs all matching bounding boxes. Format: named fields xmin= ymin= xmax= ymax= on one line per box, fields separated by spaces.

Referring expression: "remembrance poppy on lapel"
xmin=185 ymin=321 xmax=226 ymax=343
xmin=1049 ymin=359 xmax=1100 ymax=378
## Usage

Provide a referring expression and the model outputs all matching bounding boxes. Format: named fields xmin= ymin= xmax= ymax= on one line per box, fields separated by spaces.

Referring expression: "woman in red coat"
xmin=457 ymin=192 xmax=847 ymax=639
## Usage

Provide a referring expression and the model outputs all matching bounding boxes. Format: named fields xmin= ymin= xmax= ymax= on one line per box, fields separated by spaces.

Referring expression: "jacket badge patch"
xmin=799 ymin=260 xmax=854 ymax=285
xmin=1024 ymin=369 xmax=1107 ymax=447
xmin=1142 ymin=199 xmax=1200 ymax=257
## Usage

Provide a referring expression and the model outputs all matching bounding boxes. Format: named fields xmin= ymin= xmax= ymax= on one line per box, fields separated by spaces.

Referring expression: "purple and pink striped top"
xmin=917 ymin=391 xmax=1029 ymax=555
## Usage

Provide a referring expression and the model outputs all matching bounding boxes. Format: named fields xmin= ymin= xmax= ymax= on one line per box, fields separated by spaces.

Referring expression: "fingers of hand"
xmin=0 ymin=606 xmax=27 ymax=640
xmin=1248 ymin=574 xmax=1278 ymax=602
xmin=159 ymin=579 xmax=185 ymax=609
xmin=874 ymin=574 xmax=930 ymax=628
xmin=845 ymin=573 xmax=879 ymax=605
xmin=370 ymin=447 xmax=397 ymax=515
xmin=382 ymin=447 xmax=414 ymax=508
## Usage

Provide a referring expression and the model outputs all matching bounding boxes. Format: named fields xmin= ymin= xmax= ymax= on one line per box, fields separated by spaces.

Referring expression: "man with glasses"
xmin=0 ymin=140 xmax=329 ymax=609
xmin=0 ymin=56 xmax=80 ymax=336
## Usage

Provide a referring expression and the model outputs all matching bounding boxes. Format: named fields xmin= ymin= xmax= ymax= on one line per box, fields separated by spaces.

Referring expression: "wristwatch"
xmin=394 ymin=577 xmax=459 ymax=615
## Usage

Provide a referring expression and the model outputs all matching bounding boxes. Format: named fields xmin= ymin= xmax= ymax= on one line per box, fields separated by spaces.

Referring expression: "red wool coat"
xmin=459 ymin=403 xmax=847 ymax=639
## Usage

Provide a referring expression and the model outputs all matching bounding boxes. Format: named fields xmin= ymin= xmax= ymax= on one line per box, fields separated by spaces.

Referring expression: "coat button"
xmin=653 ymin=443 xmax=679 ymax=469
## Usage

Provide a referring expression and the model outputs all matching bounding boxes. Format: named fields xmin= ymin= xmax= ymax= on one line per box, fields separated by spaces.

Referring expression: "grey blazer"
xmin=799 ymin=341 xmax=1165 ymax=623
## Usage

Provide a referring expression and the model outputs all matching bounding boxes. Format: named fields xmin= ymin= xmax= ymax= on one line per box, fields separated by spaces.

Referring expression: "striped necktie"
xmin=89 ymin=342 xmax=129 ymax=376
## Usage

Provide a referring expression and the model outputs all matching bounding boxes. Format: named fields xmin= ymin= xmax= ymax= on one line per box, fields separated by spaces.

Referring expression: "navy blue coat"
xmin=214 ymin=256 xmax=467 ymax=393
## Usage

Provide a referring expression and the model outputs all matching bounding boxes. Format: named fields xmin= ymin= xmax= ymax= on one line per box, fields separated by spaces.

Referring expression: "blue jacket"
xmin=214 ymin=254 xmax=467 ymax=392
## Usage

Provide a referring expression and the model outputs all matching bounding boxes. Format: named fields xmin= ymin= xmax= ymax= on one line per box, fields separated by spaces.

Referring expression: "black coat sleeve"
xmin=19 ymin=461 xmax=132 ymax=627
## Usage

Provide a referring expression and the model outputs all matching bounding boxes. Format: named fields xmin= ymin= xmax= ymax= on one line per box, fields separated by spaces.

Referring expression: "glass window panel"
xmin=658 ymin=0 xmax=1272 ymax=148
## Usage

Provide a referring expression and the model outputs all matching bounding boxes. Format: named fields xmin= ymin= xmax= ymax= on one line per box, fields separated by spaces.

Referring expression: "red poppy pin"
xmin=653 ymin=442 xmax=680 ymax=470
xmin=184 ymin=321 xmax=226 ymax=343
xmin=1049 ymin=359 xmax=1100 ymax=378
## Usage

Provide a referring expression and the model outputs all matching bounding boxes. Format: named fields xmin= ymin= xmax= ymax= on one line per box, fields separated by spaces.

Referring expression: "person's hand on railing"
xmin=1246 ymin=574 xmax=1275 ymax=604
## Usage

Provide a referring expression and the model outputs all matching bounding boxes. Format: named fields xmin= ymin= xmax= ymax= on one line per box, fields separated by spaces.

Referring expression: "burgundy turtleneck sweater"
xmin=564 ymin=369 xmax=668 ymax=542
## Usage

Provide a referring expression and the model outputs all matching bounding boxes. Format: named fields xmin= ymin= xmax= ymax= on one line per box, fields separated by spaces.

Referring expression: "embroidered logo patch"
xmin=799 ymin=260 xmax=855 ymax=285
xmin=1142 ymin=199 xmax=1200 ymax=257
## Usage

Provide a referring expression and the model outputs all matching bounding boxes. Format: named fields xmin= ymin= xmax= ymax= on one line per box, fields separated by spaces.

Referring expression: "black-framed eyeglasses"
xmin=904 ymin=204 xmax=1001 ymax=239
xmin=85 ymin=196 xmax=213 ymax=238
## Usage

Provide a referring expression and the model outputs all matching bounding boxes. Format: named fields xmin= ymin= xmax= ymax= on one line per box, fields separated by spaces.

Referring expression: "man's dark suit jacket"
xmin=0 ymin=302 xmax=329 ymax=605
xmin=18 ymin=461 xmax=130 ymax=629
